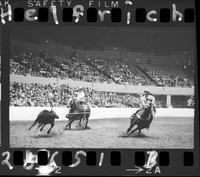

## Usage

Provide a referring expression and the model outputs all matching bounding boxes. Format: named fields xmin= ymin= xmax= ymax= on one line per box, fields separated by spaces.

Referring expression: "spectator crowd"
xmin=9 ymin=50 xmax=194 ymax=108
xmin=139 ymin=63 xmax=193 ymax=87
xmin=10 ymin=82 xmax=192 ymax=108
xmin=10 ymin=82 xmax=142 ymax=108
xmin=10 ymin=51 xmax=194 ymax=87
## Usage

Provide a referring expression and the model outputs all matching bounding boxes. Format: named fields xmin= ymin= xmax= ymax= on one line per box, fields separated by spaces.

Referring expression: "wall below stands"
xmin=10 ymin=74 xmax=194 ymax=95
xmin=10 ymin=107 xmax=194 ymax=121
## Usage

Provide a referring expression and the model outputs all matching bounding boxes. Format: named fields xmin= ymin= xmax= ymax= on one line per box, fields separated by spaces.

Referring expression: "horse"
xmin=126 ymin=103 xmax=155 ymax=136
xmin=64 ymin=101 xmax=91 ymax=129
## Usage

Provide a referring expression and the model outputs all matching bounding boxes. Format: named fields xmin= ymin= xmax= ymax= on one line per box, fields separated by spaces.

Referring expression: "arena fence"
xmin=9 ymin=107 xmax=194 ymax=121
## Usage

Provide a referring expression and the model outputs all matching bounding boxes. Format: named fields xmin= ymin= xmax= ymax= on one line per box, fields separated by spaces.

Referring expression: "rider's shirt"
xmin=68 ymin=98 xmax=74 ymax=106
xmin=139 ymin=94 xmax=156 ymax=112
xmin=147 ymin=95 xmax=155 ymax=104
xmin=139 ymin=95 xmax=148 ymax=108
xmin=76 ymin=91 xmax=86 ymax=102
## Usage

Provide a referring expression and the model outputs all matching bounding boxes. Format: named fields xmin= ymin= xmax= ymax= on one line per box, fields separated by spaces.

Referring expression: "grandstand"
xmin=10 ymin=48 xmax=194 ymax=109
xmin=138 ymin=63 xmax=193 ymax=87
xmin=10 ymin=46 xmax=194 ymax=87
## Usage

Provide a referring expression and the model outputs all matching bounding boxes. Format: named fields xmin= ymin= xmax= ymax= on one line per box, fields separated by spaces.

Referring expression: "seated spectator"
xmin=138 ymin=63 xmax=194 ymax=88
xmin=10 ymin=50 xmax=193 ymax=88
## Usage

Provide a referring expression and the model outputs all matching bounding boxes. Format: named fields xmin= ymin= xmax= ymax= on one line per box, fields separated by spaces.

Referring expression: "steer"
xmin=28 ymin=109 xmax=59 ymax=134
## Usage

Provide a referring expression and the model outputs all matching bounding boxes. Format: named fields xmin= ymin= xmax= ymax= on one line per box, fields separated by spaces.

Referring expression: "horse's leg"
xmin=37 ymin=124 xmax=43 ymax=130
xmin=147 ymin=117 xmax=153 ymax=129
xmin=28 ymin=120 xmax=37 ymax=131
xmin=47 ymin=122 xmax=54 ymax=134
xmin=126 ymin=125 xmax=133 ymax=134
xmin=126 ymin=118 xmax=136 ymax=134
xmin=84 ymin=118 xmax=89 ymax=129
xmin=65 ymin=119 xmax=74 ymax=130
xmin=84 ymin=110 xmax=90 ymax=129
xmin=128 ymin=125 xmax=139 ymax=136
xmin=138 ymin=129 xmax=141 ymax=136
xmin=69 ymin=119 xmax=76 ymax=129
xmin=65 ymin=120 xmax=71 ymax=129
xmin=40 ymin=124 xmax=46 ymax=131
xmin=82 ymin=112 xmax=86 ymax=128
xmin=126 ymin=121 xmax=133 ymax=133
xmin=79 ymin=118 xmax=82 ymax=127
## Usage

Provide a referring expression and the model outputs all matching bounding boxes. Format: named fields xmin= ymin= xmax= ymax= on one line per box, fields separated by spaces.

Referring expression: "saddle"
xmin=70 ymin=101 xmax=88 ymax=114
xmin=133 ymin=108 xmax=150 ymax=120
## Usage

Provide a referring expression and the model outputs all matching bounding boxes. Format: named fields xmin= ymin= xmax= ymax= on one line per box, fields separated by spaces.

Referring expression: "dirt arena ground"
xmin=10 ymin=117 xmax=194 ymax=148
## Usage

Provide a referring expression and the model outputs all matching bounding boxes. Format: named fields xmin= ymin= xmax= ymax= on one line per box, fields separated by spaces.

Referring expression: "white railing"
xmin=10 ymin=107 xmax=194 ymax=121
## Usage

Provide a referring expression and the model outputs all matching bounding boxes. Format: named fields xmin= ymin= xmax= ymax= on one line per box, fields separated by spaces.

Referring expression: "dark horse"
xmin=65 ymin=101 xmax=91 ymax=129
xmin=126 ymin=103 xmax=155 ymax=136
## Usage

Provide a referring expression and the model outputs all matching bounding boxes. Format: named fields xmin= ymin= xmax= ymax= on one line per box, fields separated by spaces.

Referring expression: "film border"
xmin=0 ymin=0 xmax=199 ymax=176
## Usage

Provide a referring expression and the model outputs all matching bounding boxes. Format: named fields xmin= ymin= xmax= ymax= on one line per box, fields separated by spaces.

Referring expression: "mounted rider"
xmin=68 ymin=87 xmax=87 ymax=114
xmin=66 ymin=87 xmax=89 ymax=128
xmin=131 ymin=90 xmax=156 ymax=128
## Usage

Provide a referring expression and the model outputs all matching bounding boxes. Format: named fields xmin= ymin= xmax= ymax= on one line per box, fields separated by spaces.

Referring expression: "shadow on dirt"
xmin=119 ymin=132 xmax=154 ymax=139
xmin=32 ymin=134 xmax=57 ymax=138
xmin=64 ymin=126 xmax=91 ymax=131
xmin=31 ymin=130 xmax=64 ymax=138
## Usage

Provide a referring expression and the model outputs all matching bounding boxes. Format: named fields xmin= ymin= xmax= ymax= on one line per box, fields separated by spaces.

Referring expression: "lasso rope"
xmin=66 ymin=111 xmax=90 ymax=115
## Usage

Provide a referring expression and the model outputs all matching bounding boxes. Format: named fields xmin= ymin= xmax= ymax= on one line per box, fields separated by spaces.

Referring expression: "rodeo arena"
xmin=9 ymin=26 xmax=195 ymax=148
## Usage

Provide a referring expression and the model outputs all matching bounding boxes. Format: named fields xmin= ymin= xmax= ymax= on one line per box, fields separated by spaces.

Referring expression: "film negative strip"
xmin=0 ymin=0 xmax=199 ymax=176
